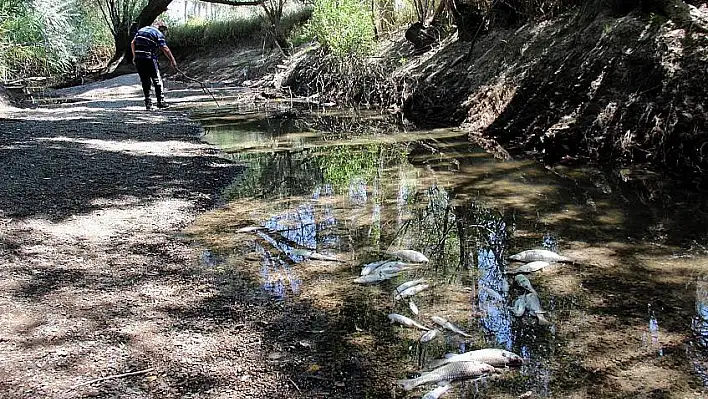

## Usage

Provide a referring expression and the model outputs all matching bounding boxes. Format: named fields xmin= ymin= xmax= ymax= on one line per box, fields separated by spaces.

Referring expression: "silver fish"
xmin=506 ymin=261 xmax=551 ymax=274
xmin=409 ymin=299 xmax=419 ymax=316
xmin=422 ymin=383 xmax=452 ymax=399
xmin=395 ymin=283 xmax=430 ymax=301
xmin=375 ymin=262 xmax=414 ymax=275
xmin=430 ymin=315 xmax=472 ymax=338
xmin=290 ymin=249 xmax=342 ymax=262
xmin=514 ymin=274 xmax=537 ymax=294
xmin=397 ymin=360 xmax=495 ymax=391
xmin=510 ymin=295 xmax=526 ymax=317
xmin=386 ymin=249 xmax=430 ymax=263
xmin=395 ymin=279 xmax=427 ymax=294
xmin=509 ymin=249 xmax=572 ymax=263
xmin=524 ymin=292 xmax=551 ymax=325
xmin=420 ymin=329 xmax=440 ymax=343
xmin=429 ymin=348 xmax=524 ymax=368
xmin=360 ymin=260 xmax=388 ymax=276
xmin=353 ymin=272 xmax=400 ymax=284
xmin=388 ymin=313 xmax=430 ymax=331
xmin=479 ymin=286 xmax=503 ymax=302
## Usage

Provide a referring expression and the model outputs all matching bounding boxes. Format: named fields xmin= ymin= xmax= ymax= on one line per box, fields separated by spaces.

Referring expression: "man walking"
xmin=131 ymin=21 xmax=178 ymax=110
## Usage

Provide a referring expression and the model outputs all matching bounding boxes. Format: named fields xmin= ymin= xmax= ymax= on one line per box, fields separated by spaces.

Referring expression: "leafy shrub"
xmin=305 ymin=0 xmax=375 ymax=57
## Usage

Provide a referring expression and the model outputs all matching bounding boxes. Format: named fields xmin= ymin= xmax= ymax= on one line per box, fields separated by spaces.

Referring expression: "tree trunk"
xmin=104 ymin=0 xmax=173 ymax=74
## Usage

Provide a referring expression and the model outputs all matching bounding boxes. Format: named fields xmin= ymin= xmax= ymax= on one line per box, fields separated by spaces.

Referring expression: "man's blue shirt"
xmin=133 ymin=26 xmax=167 ymax=60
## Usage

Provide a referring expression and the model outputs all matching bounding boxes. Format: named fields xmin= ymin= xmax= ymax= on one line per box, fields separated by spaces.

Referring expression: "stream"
xmin=189 ymin=105 xmax=708 ymax=398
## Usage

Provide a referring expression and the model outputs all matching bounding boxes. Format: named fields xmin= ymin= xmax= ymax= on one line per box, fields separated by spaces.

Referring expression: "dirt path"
xmin=0 ymin=75 xmax=307 ymax=398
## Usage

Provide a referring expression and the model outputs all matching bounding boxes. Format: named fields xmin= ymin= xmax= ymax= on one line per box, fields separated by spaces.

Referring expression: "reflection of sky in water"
xmin=692 ymin=278 xmax=708 ymax=386
xmin=644 ymin=305 xmax=663 ymax=356
xmin=255 ymin=184 xmax=344 ymax=298
xmin=478 ymin=247 xmax=513 ymax=350
xmin=349 ymin=178 xmax=368 ymax=206
xmin=256 ymin=243 xmax=302 ymax=299
xmin=542 ymin=233 xmax=559 ymax=252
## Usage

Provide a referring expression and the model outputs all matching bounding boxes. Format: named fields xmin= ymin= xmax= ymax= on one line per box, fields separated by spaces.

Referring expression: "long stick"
xmin=175 ymin=68 xmax=221 ymax=108
xmin=69 ymin=367 xmax=155 ymax=389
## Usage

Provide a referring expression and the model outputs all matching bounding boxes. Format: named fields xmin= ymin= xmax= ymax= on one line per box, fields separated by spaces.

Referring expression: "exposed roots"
xmin=287 ymin=48 xmax=401 ymax=107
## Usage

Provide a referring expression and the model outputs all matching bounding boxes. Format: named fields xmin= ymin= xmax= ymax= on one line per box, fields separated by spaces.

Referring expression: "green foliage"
xmin=168 ymin=5 xmax=311 ymax=52
xmin=0 ymin=0 xmax=112 ymax=81
xmin=305 ymin=0 xmax=375 ymax=57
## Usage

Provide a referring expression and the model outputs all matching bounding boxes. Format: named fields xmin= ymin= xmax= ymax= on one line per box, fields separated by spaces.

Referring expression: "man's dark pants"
xmin=135 ymin=58 xmax=164 ymax=108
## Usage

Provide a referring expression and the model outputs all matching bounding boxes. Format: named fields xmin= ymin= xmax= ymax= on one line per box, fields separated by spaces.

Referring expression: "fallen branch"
xmin=69 ymin=367 xmax=155 ymax=390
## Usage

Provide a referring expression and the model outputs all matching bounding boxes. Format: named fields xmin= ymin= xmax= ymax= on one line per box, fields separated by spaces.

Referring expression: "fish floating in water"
xmin=430 ymin=315 xmax=472 ymax=338
xmin=353 ymin=271 xmax=400 ymax=284
xmin=388 ymin=313 xmax=430 ymax=331
xmin=397 ymin=360 xmax=495 ymax=391
xmin=479 ymin=286 xmax=504 ymax=302
xmin=409 ymin=299 xmax=419 ymax=316
xmin=290 ymin=248 xmax=342 ymax=262
xmin=395 ymin=283 xmax=430 ymax=301
xmin=508 ymin=249 xmax=572 ymax=263
xmin=360 ymin=260 xmax=388 ymax=276
xmin=514 ymin=274 xmax=537 ymax=294
xmin=395 ymin=279 xmax=427 ymax=294
xmin=505 ymin=261 xmax=551 ymax=274
xmin=510 ymin=295 xmax=526 ymax=317
xmin=420 ymin=329 xmax=440 ymax=343
xmin=386 ymin=249 xmax=430 ymax=263
xmin=421 ymin=383 xmax=452 ymax=399
xmin=524 ymin=292 xmax=552 ymax=325
xmin=429 ymin=348 xmax=524 ymax=368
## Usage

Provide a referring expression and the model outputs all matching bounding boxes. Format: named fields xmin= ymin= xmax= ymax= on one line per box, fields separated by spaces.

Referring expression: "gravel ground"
xmin=0 ymin=75 xmax=312 ymax=398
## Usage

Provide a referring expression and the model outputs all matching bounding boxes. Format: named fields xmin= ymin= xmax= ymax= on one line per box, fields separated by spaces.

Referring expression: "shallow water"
xmin=190 ymin=107 xmax=708 ymax=398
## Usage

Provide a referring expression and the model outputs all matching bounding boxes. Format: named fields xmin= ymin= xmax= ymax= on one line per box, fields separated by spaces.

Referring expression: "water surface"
xmin=189 ymin=107 xmax=708 ymax=398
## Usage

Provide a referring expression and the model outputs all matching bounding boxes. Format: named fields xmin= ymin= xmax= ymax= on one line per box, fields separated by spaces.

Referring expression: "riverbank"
xmin=0 ymin=80 xmax=307 ymax=397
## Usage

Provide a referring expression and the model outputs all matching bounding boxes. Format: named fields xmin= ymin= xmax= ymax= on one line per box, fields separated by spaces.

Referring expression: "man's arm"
xmin=161 ymin=46 xmax=177 ymax=69
xmin=131 ymin=40 xmax=136 ymax=63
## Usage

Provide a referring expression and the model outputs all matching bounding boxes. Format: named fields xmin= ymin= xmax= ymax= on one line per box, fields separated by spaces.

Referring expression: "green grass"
xmin=167 ymin=4 xmax=313 ymax=53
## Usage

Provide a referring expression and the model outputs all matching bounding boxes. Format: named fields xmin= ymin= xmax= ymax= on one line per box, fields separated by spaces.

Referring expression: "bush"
xmin=305 ymin=0 xmax=376 ymax=57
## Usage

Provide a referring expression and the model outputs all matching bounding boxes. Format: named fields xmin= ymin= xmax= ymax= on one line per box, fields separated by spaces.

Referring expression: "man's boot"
xmin=144 ymin=98 xmax=153 ymax=111
xmin=155 ymin=85 xmax=169 ymax=109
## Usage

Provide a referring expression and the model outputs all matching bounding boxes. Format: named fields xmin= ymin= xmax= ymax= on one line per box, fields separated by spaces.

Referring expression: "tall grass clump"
xmin=168 ymin=4 xmax=312 ymax=53
xmin=0 ymin=0 xmax=112 ymax=82
xmin=305 ymin=0 xmax=375 ymax=57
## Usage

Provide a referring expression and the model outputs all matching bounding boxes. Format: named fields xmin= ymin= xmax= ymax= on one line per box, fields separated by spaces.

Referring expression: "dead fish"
xmin=420 ymin=329 xmax=440 ymax=343
xmin=374 ymin=262 xmax=415 ymax=275
xmin=397 ymin=360 xmax=495 ymax=391
xmin=524 ymin=292 xmax=552 ymax=325
xmin=429 ymin=348 xmax=524 ymax=368
xmin=353 ymin=271 xmax=400 ymax=284
xmin=386 ymin=249 xmax=430 ymax=263
xmin=509 ymin=249 xmax=572 ymax=263
xmin=514 ymin=274 xmax=537 ymax=294
xmin=409 ymin=299 xmax=419 ymax=316
xmin=235 ymin=225 xmax=264 ymax=233
xmin=360 ymin=260 xmax=388 ymax=276
xmin=395 ymin=283 xmax=430 ymax=301
xmin=395 ymin=279 xmax=427 ymax=294
xmin=422 ymin=383 xmax=452 ymax=399
xmin=479 ymin=286 xmax=503 ymax=302
xmin=506 ymin=261 xmax=551 ymax=274
xmin=510 ymin=295 xmax=526 ymax=317
xmin=291 ymin=249 xmax=342 ymax=262
xmin=430 ymin=315 xmax=472 ymax=338
xmin=388 ymin=313 xmax=430 ymax=331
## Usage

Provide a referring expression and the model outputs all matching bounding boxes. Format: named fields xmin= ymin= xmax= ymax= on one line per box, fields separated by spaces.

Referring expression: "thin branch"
xmin=69 ymin=367 xmax=155 ymax=390
xmin=200 ymin=0 xmax=265 ymax=6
